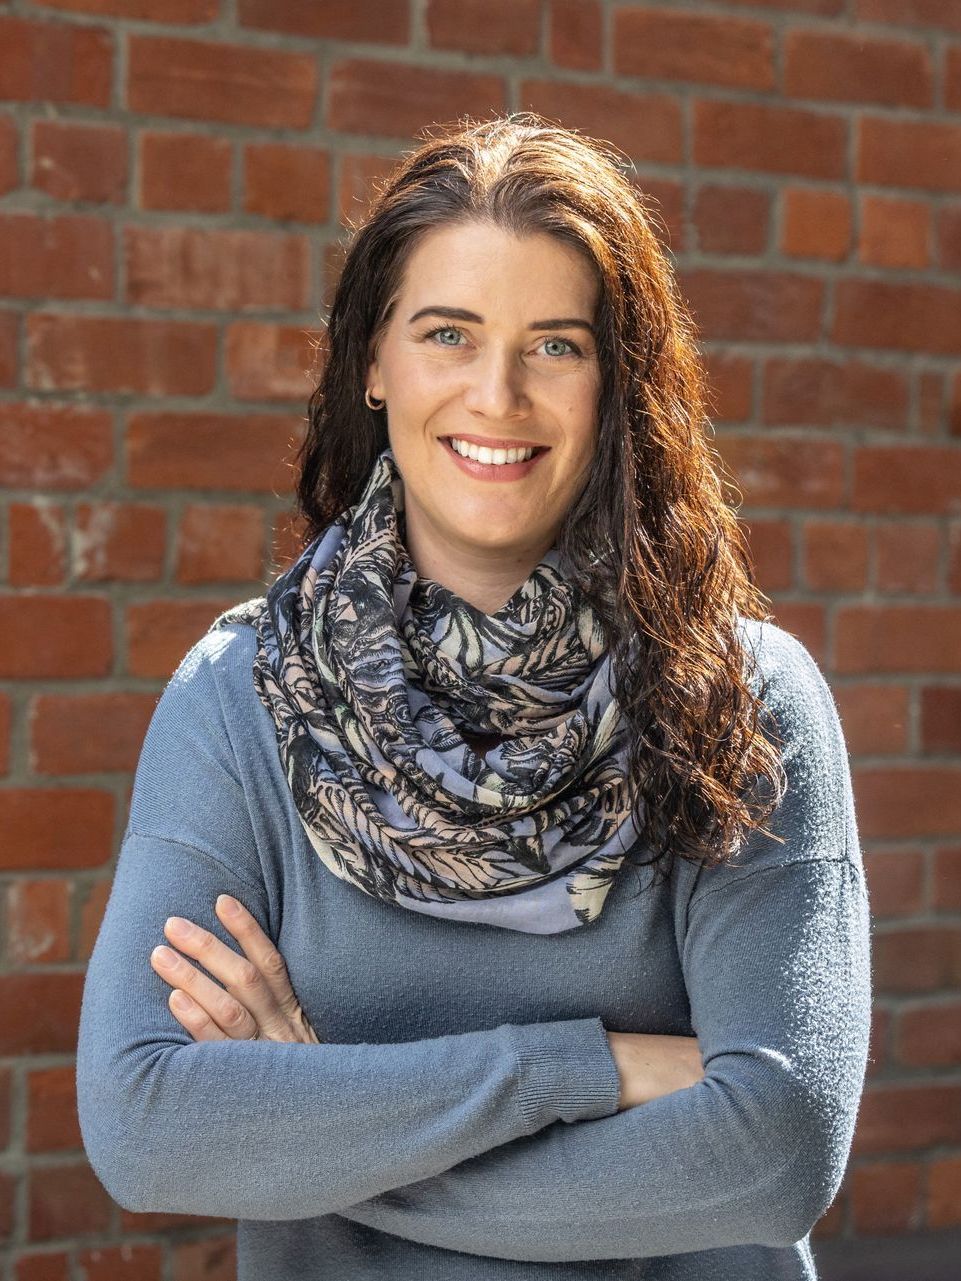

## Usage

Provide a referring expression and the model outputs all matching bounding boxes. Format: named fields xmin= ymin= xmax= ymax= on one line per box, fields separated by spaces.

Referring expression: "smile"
xmin=440 ymin=435 xmax=549 ymax=481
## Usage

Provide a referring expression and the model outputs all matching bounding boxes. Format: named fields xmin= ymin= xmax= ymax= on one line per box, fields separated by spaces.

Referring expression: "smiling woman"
xmin=76 ymin=113 xmax=870 ymax=1281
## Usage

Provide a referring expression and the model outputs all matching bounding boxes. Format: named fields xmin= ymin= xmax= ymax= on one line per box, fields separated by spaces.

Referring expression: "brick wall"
xmin=1 ymin=0 xmax=959 ymax=1275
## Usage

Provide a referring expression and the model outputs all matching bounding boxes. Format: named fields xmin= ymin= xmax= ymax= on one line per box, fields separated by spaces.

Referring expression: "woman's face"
xmin=366 ymin=219 xmax=602 ymax=572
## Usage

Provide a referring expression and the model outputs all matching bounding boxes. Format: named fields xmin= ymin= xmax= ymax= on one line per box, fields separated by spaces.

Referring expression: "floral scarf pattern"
xmin=211 ymin=448 xmax=643 ymax=934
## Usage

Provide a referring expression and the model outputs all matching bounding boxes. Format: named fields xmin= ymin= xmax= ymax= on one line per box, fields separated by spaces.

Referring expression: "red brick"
xmin=694 ymin=100 xmax=847 ymax=179
xmin=744 ymin=519 xmax=792 ymax=593
xmin=864 ymin=848 xmax=925 ymax=918
xmin=854 ymin=1084 xmax=961 ymax=1154
xmin=850 ymin=1159 xmax=923 ymax=1234
xmin=852 ymin=446 xmax=961 ymax=514
xmin=785 ymin=29 xmax=932 ymax=108
xmin=768 ymin=603 xmax=826 ymax=666
xmin=329 ymin=59 xmax=506 ymax=140
xmin=244 ymin=143 xmax=330 ymax=223
xmin=269 ymin=509 xmax=309 ymax=574
xmin=0 ymin=17 xmax=112 ymax=107
xmin=0 ymin=1169 xmax=13 ymax=1241
xmin=0 ymin=405 xmax=113 ymax=489
xmin=0 ymin=597 xmax=113 ymax=678
xmin=782 ymin=188 xmax=851 ymax=261
xmin=0 ymin=114 xmax=17 ymax=195
xmin=73 ymin=502 xmax=166 ymax=582
xmin=27 ymin=313 xmax=217 ymax=396
xmin=693 ymin=185 xmax=770 ymax=255
xmin=919 ymin=371 xmax=946 ymax=437
xmin=837 ymin=280 xmax=961 ymax=355
xmin=729 ymin=0 xmax=843 ymax=10
xmin=867 ymin=1006 xmax=891 ymax=1078
xmin=896 ymin=1003 xmax=961 ymax=1068
xmin=0 ymin=1065 xmax=10 ymax=1150
xmin=0 ymin=693 xmax=10 ymax=775
xmin=838 ymin=606 xmax=961 ymax=675
xmin=860 ymin=195 xmax=931 ymax=269
xmin=922 ymin=687 xmax=961 ymax=754
xmin=14 ymin=1251 xmax=71 ymax=1281
xmin=874 ymin=925 xmax=961 ymax=993
xmin=636 ymin=178 xmax=684 ymax=253
xmin=859 ymin=117 xmax=961 ymax=194
xmin=5 ymin=879 xmax=71 ymax=965
xmin=78 ymin=880 xmax=111 ymax=962
xmin=932 ymin=847 xmax=961 ymax=912
xmin=855 ymin=765 xmax=961 ymax=838
xmin=811 ymin=1191 xmax=845 ymax=1240
xmin=28 ymin=1163 xmax=112 ymax=1241
xmin=802 ymin=520 xmax=868 ymax=592
xmin=128 ymin=35 xmax=318 ymax=128
xmin=31 ymin=121 xmax=127 ymax=205
xmin=762 ymin=357 xmax=907 ymax=430
xmin=0 ymin=311 xmax=16 ymax=387
xmin=876 ymin=522 xmax=939 ymax=595
xmin=7 ymin=502 xmax=68 ymax=588
xmin=676 ymin=268 xmax=823 ymax=343
xmin=549 ymin=0 xmax=602 ymax=70
xmin=126 ymin=598 xmax=236 ymax=679
xmin=225 ymin=321 xmax=320 ymax=401
xmin=337 ymin=152 xmax=404 ymax=226
xmin=34 ymin=0 xmax=215 ymax=17
xmin=856 ymin=0 xmax=961 ymax=32
xmin=125 ymin=225 xmax=310 ymax=311
xmin=703 ymin=352 xmax=753 ymax=424
xmin=27 ymin=1066 xmax=82 ymax=1154
xmin=0 ymin=974 xmax=84 ymax=1055
xmin=715 ymin=435 xmax=845 ymax=509
xmin=126 ymin=412 xmax=304 ymax=493
xmin=176 ymin=504 xmax=266 ymax=584
xmin=0 ymin=790 xmax=115 ymax=872
xmin=952 ymin=518 xmax=961 ymax=589
xmin=239 ymin=0 xmax=408 ymax=41
xmin=31 ymin=692 xmax=156 ymax=775
xmin=139 ymin=130 xmax=232 ymax=213
xmin=521 ymin=80 xmax=682 ymax=165
xmin=77 ymin=1245 xmax=163 ymax=1281
xmin=170 ymin=1233 xmax=236 ymax=1281
xmin=615 ymin=9 xmax=774 ymax=90
xmin=948 ymin=47 xmax=961 ymax=113
xmin=834 ymin=683 xmax=909 ymax=756
xmin=928 ymin=1154 xmax=961 ymax=1229
xmin=0 ymin=213 xmax=113 ymax=301
xmin=427 ymin=0 xmax=540 ymax=55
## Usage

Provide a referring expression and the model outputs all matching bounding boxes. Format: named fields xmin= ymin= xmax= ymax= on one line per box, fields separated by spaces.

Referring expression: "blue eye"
xmin=421 ymin=326 xmax=581 ymax=358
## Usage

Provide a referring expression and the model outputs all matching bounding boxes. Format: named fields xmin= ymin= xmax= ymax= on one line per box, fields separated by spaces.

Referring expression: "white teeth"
xmin=449 ymin=438 xmax=536 ymax=464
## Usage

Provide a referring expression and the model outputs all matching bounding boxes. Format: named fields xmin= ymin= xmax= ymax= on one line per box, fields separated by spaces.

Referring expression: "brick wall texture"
xmin=1 ymin=0 xmax=960 ymax=1275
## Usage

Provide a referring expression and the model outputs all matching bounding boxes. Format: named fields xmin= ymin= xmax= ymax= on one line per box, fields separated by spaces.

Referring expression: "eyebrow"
xmin=407 ymin=306 xmax=596 ymax=337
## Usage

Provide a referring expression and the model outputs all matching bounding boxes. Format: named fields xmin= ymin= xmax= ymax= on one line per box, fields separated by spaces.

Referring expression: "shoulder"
xmin=163 ymin=610 xmax=261 ymax=730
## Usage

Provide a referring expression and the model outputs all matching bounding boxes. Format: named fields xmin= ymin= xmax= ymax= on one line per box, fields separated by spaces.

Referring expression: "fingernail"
xmin=171 ymin=991 xmax=192 ymax=1012
xmin=166 ymin=916 xmax=195 ymax=936
xmin=153 ymin=945 xmax=177 ymax=965
xmin=218 ymin=895 xmax=241 ymax=916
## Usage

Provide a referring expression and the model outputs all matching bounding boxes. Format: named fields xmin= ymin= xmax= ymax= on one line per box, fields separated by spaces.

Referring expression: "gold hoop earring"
xmin=364 ymin=388 xmax=386 ymax=411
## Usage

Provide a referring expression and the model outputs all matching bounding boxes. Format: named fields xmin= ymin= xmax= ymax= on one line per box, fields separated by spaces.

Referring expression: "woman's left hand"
xmin=150 ymin=894 xmax=321 ymax=1044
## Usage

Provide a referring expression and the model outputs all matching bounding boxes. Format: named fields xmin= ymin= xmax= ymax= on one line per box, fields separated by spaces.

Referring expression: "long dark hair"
xmin=296 ymin=112 xmax=786 ymax=885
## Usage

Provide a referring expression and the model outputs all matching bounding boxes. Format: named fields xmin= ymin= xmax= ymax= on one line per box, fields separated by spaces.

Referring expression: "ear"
xmin=366 ymin=345 xmax=384 ymax=402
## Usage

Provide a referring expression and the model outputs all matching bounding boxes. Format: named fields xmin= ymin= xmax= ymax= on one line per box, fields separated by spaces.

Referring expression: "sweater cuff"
xmin=509 ymin=1016 xmax=621 ymax=1132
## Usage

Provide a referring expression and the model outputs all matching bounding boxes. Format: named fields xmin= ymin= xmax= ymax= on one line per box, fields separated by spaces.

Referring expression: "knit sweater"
xmin=76 ymin=614 xmax=872 ymax=1280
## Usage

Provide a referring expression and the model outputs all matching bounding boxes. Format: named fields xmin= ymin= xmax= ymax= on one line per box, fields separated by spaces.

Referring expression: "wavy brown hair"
xmin=296 ymin=112 xmax=787 ymax=887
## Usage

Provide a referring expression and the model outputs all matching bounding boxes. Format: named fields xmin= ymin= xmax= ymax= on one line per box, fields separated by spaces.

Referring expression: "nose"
xmin=462 ymin=346 xmax=530 ymax=421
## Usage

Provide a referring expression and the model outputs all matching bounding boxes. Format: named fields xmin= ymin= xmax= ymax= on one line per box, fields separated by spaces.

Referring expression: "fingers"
xmin=150 ymin=940 xmax=260 ymax=1041
xmin=167 ymin=989 xmax=231 ymax=1042
xmin=214 ymin=895 xmax=300 ymax=1019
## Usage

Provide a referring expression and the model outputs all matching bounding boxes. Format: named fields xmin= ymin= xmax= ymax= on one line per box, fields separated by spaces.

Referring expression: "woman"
xmin=76 ymin=114 xmax=871 ymax=1280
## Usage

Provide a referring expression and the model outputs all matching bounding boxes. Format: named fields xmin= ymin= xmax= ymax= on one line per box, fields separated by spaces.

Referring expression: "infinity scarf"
xmin=212 ymin=448 xmax=643 ymax=934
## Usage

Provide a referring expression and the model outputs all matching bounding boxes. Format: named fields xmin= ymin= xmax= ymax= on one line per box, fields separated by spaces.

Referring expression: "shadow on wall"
xmin=813 ymin=1228 xmax=961 ymax=1280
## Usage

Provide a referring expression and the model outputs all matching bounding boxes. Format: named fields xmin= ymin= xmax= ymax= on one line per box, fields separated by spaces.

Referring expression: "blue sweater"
xmin=76 ymin=615 xmax=871 ymax=1280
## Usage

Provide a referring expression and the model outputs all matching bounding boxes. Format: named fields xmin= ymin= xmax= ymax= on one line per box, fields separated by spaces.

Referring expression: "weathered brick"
xmin=5 ymin=880 xmax=70 ymax=966
xmin=0 ymin=214 xmax=113 ymax=301
xmin=549 ymin=0 xmax=602 ymax=70
xmin=928 ymin=1154 xmax=961 ymax=1228
xmin=802 ymin=520 xmax=869 ymax=592
xmin=838 ymin=606 xmax=961 ymax=674
xmin=225 ymin=321 xmax=320 ymax=401
xmin=694 ymin=100 xmax=847 ymax=179
xmin=834 ymin=684 xmax=909 ymax=756
xmin=30 ymin=692 xmax=157 ymax=774
xmin=785 ymin=29 xmax=932 ymax=107
xmin=859 ymin=117 xmax=961 ymax=193
xmin=75 ymin=1245 xmax=163 ymax=1281
xmin=0 ymin=974 xmax=85 ymax=1055
xmin=244 ymin=144 xmax=330 ymax=223
xmin=0 ymin=596 xmax=113 ymax=678
xmin=73 ymin=502 xmax=167 ymax=582
xmin=0 ymin=114 xmax=17 ymax=195
xmin=7 ymin=502 xmax=68 ymax=588
xmin=0 ymin=693 xmax=10 ymax=776
xmin=856 ymin=0 xmax=961 ymax=32
xmin=27 ymin=313 xmax=217 ymax=396
xmin=328 ymin=60 xmax=506 ymax=140
xmin=139 ymin=130 xmax=232 ymax=213
xmin=863 ymin=848 xmax=925 ymax=917
xmin=852 ymin=446 xmax=961 ymax=514
xmin=521 ymin=80 xmax=682 ymax=164
xmin=33 ymin=0 xmax=216 ymax=18
xmin=427 ymin=0 xmax=540 ymax=55
xmin=849 ymin=1160 xmax=923 ymax=1234
xmin=615 ymin=9 xmax=774 ymax=90
xmin=896 ymin=1002 xmax=961 ymax=1068
xmin=0 ymin=16 xmax=112 ymax=107
xmin=126 ymin=412 xmax=304 ymax=492
xmin=31 ymin=121 xmax=127 ymax=205
xmin=875 ymin=521 xmax=939 ymax=594
xmin=28 ymin=1164 xmax=112 ymax=1241
xmin=854 ymin=764 xmax=961 ymax=836
xmin=176 ymin=504 xmax=266 ymax=584
xmin=239 ymin=0 xmax=408 ymax=42
xmin=921 ymin=686 xmax=961 ymax=754
xmin=782 ymin=188 xmax=851 ymax=261
xmin=853 ymin=1083 xmax=961 ymax=1154
xmin=715 ymin=434 xmax=845 ymax=508
xmin=835 ymin=280 xmax=961 ymax=355
xmin=125 ymin=225 xmax=310 ymax=311
xmin=126 ymin=598 xmax=237 ymax=678
xmin=0 ymin=790 xmax=115 ymax=871
xmin=859 ymin=195 xmax=931 ymax=269
xmin=26 ymin=1066 xmax=82 ymax=1153
xmin=676 ymin=268 xmax=823 ymax=343
xmin=128 ymin=35 xmax=318 ymax=128
xmin=762 ymin=357 xmax=907 ymax=429
xmin=693 ymin=185 xmax=770 ymax=255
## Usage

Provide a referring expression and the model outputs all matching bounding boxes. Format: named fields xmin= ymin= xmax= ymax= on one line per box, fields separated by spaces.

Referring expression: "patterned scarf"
xmin=212 ymin=448 xmax=643 ymax=934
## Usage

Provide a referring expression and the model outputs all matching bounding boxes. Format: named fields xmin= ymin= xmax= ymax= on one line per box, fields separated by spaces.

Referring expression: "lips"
xmin=441 ymin=434 xmax=549 ymax=453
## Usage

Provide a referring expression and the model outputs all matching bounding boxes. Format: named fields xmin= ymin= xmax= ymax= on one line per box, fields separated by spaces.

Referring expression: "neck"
xmin=403 ymin=514 xmax=551 ymax=615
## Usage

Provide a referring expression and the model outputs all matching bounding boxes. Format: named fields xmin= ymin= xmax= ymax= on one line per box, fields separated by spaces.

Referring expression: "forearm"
xmin=77 ymin=831 xmax=621 ymax=1220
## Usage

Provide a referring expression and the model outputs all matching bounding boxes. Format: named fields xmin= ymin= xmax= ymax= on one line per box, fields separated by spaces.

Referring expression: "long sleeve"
xmin=332 ymin=625 xmax=873 ymax=1262
xmin=75 ymin=634 xmax=622 ymax=1221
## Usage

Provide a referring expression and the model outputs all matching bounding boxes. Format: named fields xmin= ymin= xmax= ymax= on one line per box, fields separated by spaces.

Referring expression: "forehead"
xmin=397 ymin=220 xmax=600 ymax=310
